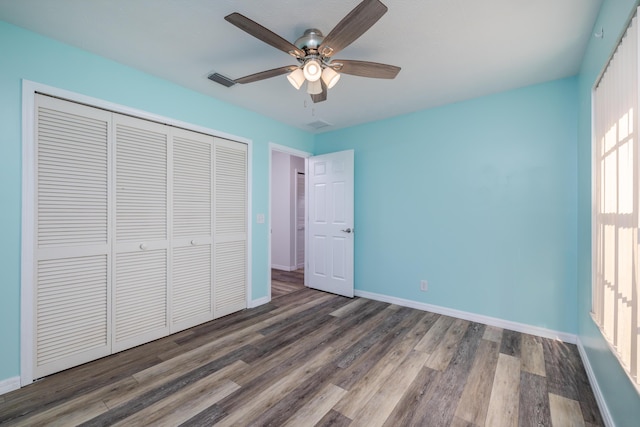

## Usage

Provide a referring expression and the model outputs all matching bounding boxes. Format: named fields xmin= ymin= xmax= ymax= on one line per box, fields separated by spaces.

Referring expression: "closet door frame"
xmin=20 ymin=80 xmax=252 ymax=385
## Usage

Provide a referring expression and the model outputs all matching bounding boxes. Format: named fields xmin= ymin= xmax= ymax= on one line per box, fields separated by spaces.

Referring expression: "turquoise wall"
xmin=577 ymin=0 xmax=640 ymax=425
xmin=0 ymin=20 xmax=314 ymax=383
xmin=315 ymin=78 xmax=579 ymax=334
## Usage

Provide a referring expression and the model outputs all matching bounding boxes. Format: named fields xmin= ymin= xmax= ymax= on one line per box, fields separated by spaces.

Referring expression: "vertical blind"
xmin=593 ymin=12 xmax=640 ymax=391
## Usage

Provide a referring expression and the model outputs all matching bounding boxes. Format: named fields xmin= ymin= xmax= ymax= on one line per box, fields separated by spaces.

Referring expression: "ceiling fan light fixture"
xmin=321 ymin=67 xmax=341 ymax=89
xmin=224 ymin=0 xmax=400 ymax=104
xmin=287 ymin=68 xmax=305 ymax=90
xmin=303 ymin=59 xmax=322 ymax=82
xmin=307 ymin=79 xmax=322 ymax=95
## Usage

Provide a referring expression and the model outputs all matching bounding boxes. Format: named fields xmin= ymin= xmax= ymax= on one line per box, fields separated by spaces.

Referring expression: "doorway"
xmin=269 ymin=144 xmax=311 ymax=299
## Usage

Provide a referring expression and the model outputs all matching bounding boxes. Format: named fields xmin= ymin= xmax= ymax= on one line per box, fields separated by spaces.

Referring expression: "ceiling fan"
xmin=212 ymin=0 xmax=401 ymax=103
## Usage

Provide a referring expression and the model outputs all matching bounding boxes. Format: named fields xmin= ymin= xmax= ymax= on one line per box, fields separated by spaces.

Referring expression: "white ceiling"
xmin=0 ymin=0 xmax=602 ymax=132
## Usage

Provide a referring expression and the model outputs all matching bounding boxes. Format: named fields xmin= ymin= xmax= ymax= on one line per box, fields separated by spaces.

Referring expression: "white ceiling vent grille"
xmin=307 ymin=120 xmax=332 ymax=130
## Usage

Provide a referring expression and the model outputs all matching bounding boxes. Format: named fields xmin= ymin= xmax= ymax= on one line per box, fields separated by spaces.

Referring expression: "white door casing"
xmin=295 ymin=171 xmax=305 ymax=270
xmin=267 ymin=143 xmax=312 ymax=301
xmin=307 ymin=150 xmax=354 ymax=297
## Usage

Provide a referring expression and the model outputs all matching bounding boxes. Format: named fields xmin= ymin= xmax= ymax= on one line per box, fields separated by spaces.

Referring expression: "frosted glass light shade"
xmin=306 ymin=79 xmax=322 ymax=94
xmin=321 ymin=67 xmax=341 ymax=89
xmin=287 ymin=68 xmax=305 ymax=90
xmin=303 ymin=59 xmax=322 ymax=82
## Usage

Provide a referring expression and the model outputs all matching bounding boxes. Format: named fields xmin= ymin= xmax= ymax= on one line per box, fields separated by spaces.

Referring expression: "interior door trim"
xmin=267 ymin=143 xmax=312 ymax=302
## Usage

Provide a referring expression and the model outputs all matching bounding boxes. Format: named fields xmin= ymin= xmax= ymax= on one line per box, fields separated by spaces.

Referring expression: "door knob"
xmin=340 ymin=228 xmax=352 ymax=233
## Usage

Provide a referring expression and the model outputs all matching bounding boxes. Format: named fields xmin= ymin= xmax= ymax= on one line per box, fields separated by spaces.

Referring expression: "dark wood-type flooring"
xmin=271 ymin=268 xmax=305 ymax=298
xmin=0 ymin=269 xmax=603 ymax=426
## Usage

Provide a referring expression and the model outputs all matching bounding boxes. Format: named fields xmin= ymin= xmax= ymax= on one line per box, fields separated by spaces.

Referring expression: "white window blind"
xmin=593 ymin=11 xmax=640 ymax=391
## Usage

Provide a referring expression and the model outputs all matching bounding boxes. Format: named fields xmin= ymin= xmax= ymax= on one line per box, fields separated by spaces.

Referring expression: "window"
xmin=592 ymin=11 xmax=640 ymax=392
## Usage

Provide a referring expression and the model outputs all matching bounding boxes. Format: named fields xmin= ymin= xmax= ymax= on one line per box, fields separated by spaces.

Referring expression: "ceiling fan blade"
xmin=225 ymin=13 xmax=305 ymax=58
xmin=234 ymin=65 xmax=299 ymax=84
xmin=311 ymin=80 xmax=328 ymax=103
xmin=331 ymin=59 xmax=400 ymax=79
xmin=318 ymin=0 xmax=388 ymax=58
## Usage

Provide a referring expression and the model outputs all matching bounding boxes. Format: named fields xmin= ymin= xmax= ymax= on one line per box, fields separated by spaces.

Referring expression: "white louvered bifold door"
xmin=171 ymin=128 xmax=214 ymax=332
xmin=33 ymin=95 xmax=112 ymax=378
xmin=213 ymin=138 xmax=248 ymax=318
xmin=113 ymin=114 xmax=170 ymax=352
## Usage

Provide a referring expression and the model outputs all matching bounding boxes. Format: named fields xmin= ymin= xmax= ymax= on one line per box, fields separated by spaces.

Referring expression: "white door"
xmin=213 ymin=138 xmax=248 ymax=318
xmin=32 ymin=95 xmax=112 ymax=378
xmin=307 ymin=150 xmax=354 ymax=297
xmin=113 ymin=114 xmax=170 ymax=352
xmin=171 ymin=128 xmax=214 ymax=332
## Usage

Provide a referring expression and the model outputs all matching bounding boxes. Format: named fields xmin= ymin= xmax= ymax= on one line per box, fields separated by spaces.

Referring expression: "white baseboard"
xmin=576 ymin=338 xmax=614 ymax=427
xmin=271 ymin=264 xmax=296 ymax=272
xmin=248 ymin=296 xmax=270 ymax=308
xmin=354 ymin=290 xmax=577 ymax=344
xmin=0 ymin=376 xmax=20 ymax=396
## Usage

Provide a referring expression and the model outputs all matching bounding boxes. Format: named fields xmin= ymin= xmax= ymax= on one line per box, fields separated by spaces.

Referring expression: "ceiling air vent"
xmin=208 ymin=73 xmax=236 ymax=87
xmin=307 ymin=120 xmax=331 ymax=130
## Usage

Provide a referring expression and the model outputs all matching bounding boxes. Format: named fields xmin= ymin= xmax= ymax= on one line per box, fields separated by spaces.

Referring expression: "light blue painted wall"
xmin=315 ymin=77 xmax=579 ymax=334
xmin=0 ymin=20 xmax=313 ymax=383
xmin=577 ymin=0 xmax=640 ymax=425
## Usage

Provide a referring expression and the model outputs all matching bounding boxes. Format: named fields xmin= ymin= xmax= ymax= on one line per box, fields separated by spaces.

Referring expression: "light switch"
xmin=257 ymin=213 xmax=265 ymax=224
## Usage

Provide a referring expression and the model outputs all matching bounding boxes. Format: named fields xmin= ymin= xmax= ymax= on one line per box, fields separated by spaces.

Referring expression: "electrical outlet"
xmin=420 ymin=280 xmax=428 ymax=291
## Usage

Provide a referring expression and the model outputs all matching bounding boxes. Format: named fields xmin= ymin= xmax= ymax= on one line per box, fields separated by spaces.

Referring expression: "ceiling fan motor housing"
xmin=295 ymin=28 xmax=324 ymax=53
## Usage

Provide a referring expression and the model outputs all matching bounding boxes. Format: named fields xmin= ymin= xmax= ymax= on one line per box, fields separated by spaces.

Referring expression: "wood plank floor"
xmin=271 ymin=268 xmax=305 ymax=298
xmin=0 ymin=270 xmax=603 ymax=426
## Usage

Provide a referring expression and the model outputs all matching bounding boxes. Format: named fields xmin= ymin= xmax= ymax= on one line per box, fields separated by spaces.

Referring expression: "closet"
xmin=32 ymin=94 xmax=247 ymax=378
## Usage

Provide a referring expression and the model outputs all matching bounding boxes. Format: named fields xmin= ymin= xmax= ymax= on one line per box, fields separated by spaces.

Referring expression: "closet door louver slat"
xmin=37 ymin=108 xmax=108 ymax=247
xmin=173 ymin=245 xmax=212 ymax=324
xmin=114 ymin=249 xmax=168 ymax=343
xmin=34 ymin=95 xmax=112 ymax=378
xmin=214 ymin=240 xmax=246 ymax=316
xmin=214 ymin=140 xmax=247 ymax=236
xmin=36 ymin=255 xmax=108 ymax=369
xmin=173 ymin=133 xmax=212 ymax=238
xmin=115 ymin=121 xmax=167 ymax=242
xmin=214 ymin=139 xmax=247 ymax=318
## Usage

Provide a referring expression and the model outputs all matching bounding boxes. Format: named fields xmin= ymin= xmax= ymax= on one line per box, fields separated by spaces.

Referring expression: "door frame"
xmin=268 ymin=143 xmax=311 ymax=300
xmin=20 ymin=80 xmax=253 ymax=385
xmin=294 ymin=169 xmax=306 ymax=270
